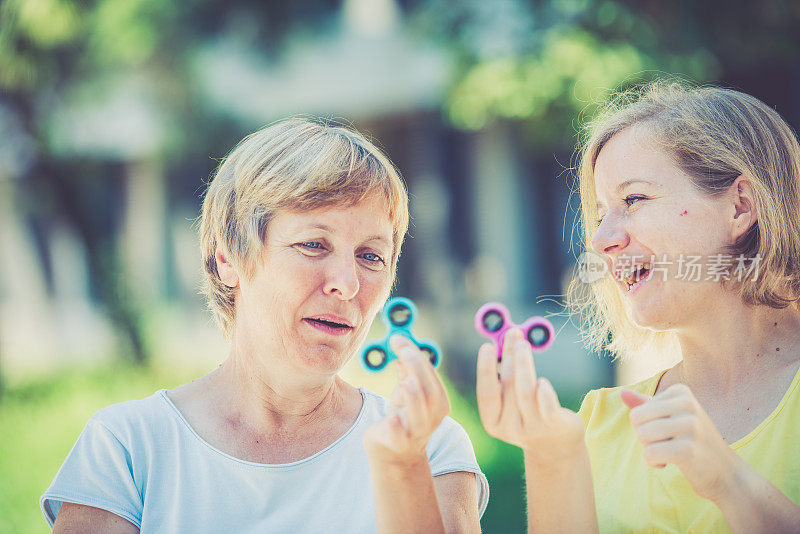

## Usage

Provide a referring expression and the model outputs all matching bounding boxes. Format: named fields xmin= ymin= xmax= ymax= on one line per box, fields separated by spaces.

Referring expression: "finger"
xmin=498 ymin=333 xmax=524 ymax=425
xmin=536 ymin=377 xmax=562 ymax=425
xmin=635 ymin=415 xmax=689 ymax=445
xmin=401 ymin=375 xmax=428 ymax=436
xmin=395 ymin=358 xmax=409 ymax=381
xmin=628 ymin=396 xmax=694 ymax=427
xmin=476 ymin=342 xmax=502 ymax=427
xmin=412 ymin=346 xmax=448 ymax=409
xmin=390 ymin=385 xmax=404 ymax=407
xmin=499 ymin=328 xmax=524 ymax=381
xmin=391 ymin=335 xmax=437 ymax=401
xmin=620 ymin=389 xmax=649 ymax=409
xmin=513 ymin=340 xmax=539 ymax=425
xmin=642 ymin=438 xmax=687 ymax=469
xmin=388 ymin=410 xmax=410 ymax=439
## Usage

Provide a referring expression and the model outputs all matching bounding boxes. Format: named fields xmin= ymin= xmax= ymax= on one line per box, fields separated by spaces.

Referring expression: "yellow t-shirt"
xmin=578 ymin=366 xmax=800 ymax=533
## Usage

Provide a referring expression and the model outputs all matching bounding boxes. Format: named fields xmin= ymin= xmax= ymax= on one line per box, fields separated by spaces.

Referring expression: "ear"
xmin=215 ymin=246 xmax=240 ymax=288
xmin=729 ymin=175 xmax=758 ymax=241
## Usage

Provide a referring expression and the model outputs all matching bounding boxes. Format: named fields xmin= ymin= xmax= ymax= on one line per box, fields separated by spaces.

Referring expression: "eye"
xmin=361 ymin=252 xmax=386 ymax=263
xmin=360 ymin=252 xmax=386 ymax=264
xmin=296 ymin=241 xmax=326 ymax=253
xmin=624 ymin=194 xmax=648 ymax=207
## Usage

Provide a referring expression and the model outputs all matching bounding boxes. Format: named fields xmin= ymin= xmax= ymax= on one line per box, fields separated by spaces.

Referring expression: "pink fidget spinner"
xmin=474 ymin=302 xmax=555 ymax=360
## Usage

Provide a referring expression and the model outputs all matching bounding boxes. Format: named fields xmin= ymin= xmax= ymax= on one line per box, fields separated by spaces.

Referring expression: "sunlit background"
xmin=2 ymin=0 xmax=800 ymax=531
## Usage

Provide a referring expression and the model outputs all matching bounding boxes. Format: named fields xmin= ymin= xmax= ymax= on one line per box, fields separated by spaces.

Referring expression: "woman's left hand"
xmin=621 ymin=384 xmax=743 ymax=503
xmin=364 ymin=335 xmax=450 ymax=465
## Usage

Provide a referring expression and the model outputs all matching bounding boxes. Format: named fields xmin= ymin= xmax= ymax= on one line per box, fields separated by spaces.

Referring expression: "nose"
xmin=323 ymin=255 xmax=360 ymax=300
xmin=590 ymin=212 xmax=630 ymax=256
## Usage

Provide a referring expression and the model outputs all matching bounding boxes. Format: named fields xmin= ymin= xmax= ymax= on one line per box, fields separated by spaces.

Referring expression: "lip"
xmin=303 ymin=318 xmax=354 ymax=336
xmin=608 ymin=258 xmax=654 ymax=296
xmin=304 ymin=314 xmax=354 ymax=328
xmin=621 ymin=270 xmax=654 ymax=296
xmin=302 ymin=314 xmax=356 ymax=337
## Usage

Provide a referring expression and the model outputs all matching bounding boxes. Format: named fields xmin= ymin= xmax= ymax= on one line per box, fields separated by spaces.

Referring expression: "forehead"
xmin=593 ymin=125 xmax=678 ymax=198
xmin=272 ymin=195 xmax=394 ymax=241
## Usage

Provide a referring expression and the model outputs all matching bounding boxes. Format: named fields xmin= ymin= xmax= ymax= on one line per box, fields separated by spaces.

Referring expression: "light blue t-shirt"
xmin=41 ymin=387 xmax=489 ymax=532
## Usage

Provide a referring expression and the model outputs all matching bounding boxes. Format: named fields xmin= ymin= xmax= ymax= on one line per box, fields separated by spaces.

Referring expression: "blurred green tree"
xmin=0 ymin=0 xmax=339 ymax=365
xmin=413 ymin=0 xmax=717 ymax=148
xmin=413 ymin=0 xmax=800 ymax=147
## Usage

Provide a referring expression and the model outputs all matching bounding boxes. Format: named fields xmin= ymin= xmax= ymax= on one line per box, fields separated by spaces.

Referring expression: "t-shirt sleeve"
xmin=40 ymin=416 xmax=143 ymax=529
xmin=426 ymin=416 xmax=490 ymax=518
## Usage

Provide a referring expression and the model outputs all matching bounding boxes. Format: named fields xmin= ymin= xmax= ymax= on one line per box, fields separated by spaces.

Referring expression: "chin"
xmin=298 ymin=344 xmax=351 ymax=374
xmin=627 ymin=299 xmax=674 ymax=332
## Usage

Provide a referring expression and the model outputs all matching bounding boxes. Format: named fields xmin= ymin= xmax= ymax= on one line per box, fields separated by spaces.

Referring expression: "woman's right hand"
xmin=364 ymin=335 xmax=450 ymax=466
xmin=476 ymin=328 xmax=586 ymax=459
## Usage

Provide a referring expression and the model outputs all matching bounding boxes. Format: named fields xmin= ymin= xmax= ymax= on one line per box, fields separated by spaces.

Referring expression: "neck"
xmin=675 ymin=291 xmax=800 ymax=395
xmin=210 ymin=331 xmax=355 ymax=436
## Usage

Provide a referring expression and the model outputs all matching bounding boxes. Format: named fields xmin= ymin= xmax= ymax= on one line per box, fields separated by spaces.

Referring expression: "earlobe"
xmin=730 ymin=176 xmax=757 ymax=240
xmin=215 ymin=247 xmax=240 ymax=288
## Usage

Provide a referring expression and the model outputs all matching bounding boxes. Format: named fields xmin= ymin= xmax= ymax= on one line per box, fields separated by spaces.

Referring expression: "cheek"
xmin=635 ymin=203 xmax=718 ymax=254
xmin=358 ymin=271 xmax=391 ymax=308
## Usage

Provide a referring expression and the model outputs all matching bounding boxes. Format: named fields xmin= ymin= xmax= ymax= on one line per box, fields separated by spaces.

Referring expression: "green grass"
xmin=0 ymin=362 xmax=583 ymax=533
xmin=0 ymin=363 xmax=200 ymax=534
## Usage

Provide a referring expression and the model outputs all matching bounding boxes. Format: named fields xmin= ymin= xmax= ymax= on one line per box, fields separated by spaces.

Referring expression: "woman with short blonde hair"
xmin=42 ymin=118 xmax=488 ymax=533
xmin=199 ymin=119 xmax=411 ymax=338
xmin=476 ymin=82 xmax=800 ymax=532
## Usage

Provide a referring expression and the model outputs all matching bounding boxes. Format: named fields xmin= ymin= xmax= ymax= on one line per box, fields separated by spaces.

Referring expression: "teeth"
xmin=618 ymin=263 xmax=651 ymax=285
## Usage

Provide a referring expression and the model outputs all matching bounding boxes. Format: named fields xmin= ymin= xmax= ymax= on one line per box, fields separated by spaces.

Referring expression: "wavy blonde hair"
xmin=567 ymin=81 xmax=800 ymax=360
xmin=199 ymin=118 xmax=409 ymax=338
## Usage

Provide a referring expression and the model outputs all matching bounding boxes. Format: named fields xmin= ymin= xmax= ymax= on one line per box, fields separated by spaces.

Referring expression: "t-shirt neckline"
xmin=647 ymin=362 xmax=800 ymax=450
xmin=157 ymin=387 xmax=368 ymax=468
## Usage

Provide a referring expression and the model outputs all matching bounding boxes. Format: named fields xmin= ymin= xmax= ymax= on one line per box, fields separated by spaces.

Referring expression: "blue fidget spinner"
xmin=360 ymin=297 xmax=441 ymax=372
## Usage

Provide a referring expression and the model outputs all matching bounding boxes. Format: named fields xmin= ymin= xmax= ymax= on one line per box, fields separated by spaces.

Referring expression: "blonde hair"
xmin=199 ymin=118 xmax=409 ymax=338
xmin=568 ymin=81 xmax=800 ymax=360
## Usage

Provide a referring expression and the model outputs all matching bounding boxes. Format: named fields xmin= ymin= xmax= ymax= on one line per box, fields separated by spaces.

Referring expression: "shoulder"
xmin=88 ymin=390 xmax=174 ymax=445
xmin=39 ymin=392 xmax=169 ymax=529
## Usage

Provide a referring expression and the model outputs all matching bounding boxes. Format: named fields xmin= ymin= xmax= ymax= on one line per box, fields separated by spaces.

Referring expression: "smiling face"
xmin=590 ymin=124 xmax=738 ymax=331
xmin=233 ymin=194 xmax=395 ymax=376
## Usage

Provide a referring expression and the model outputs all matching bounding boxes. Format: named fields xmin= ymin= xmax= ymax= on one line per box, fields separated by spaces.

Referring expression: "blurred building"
xmin=0 ymin=0 xmax=625 ymax=392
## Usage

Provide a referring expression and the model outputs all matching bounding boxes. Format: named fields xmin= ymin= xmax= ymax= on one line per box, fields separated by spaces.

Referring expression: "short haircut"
xmin=199 ymin=118 xmax=409 ymax=338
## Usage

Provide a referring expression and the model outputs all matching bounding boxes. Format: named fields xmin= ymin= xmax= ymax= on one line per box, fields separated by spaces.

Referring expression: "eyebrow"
xmin=595 ymin=179 xmax=658 ymax=210
xmin=615 ymin=179 xmax=657 ymax=193
xmin=303 ymin=223 xmax=391 ymax=245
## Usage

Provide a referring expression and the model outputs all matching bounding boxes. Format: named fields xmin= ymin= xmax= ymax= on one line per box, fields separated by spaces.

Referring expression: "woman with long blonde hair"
xmin=477 ymin=82 xmax=800 ymax=532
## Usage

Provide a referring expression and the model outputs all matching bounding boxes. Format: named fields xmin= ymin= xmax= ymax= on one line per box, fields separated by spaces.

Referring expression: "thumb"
xmin=620 ymin=389 xmax=649 ymax=409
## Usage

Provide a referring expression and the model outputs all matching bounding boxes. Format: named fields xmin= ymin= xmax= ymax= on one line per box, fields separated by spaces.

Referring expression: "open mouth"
xmin=619 ymin=263 xmax=652 ymax=292
xmin=303 ymin=316 xmax=354 ymax=334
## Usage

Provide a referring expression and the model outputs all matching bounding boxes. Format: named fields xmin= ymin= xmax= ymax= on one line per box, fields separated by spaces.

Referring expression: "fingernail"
xmin=509 ymin=328 xmax=523 ymax=341
xmin=390 ymin=334 xmax=410 ymax=349
xmin=539 ymin=377 xmax=551 ymax=390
